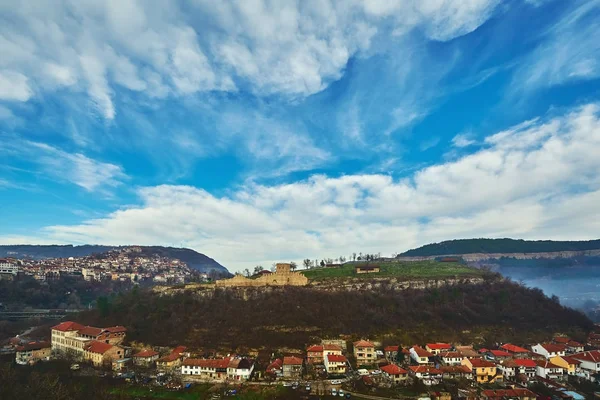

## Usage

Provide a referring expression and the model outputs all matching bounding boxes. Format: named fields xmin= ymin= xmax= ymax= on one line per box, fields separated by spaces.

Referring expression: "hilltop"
xmin=400 ymin=238 xmax=600 ymax=257
xmin=0 ymin=244 xmax=229 ymax=274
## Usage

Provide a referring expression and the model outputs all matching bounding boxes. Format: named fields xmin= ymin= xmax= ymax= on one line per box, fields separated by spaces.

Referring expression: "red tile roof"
xmin=566 ymin=340 xmax=583 ymax=348
xmin=536 ymin=360 xmax=564 ymax=369
xmin=409 ymin=365 xmax=442 ymax=374
xmin=183 ymin=357 xmax=231 ymax=368
xmin=468 ymin=358 xmax=496 ymax=368
xmin=307 ymin=345 xmax=323 ymax=353
xmin=52 ymin=321 xmax=85 ymax=332
xmin=439 ymin=351 xmax=463 ymax=359
xmin=157 ymin=353 xmax=181 ymax=363
xmin=78 ymin=326 xmax=103 ymax=336
xmin=426 ymin=343 xmax=451 ymax=350
xmin=439 ymin=365 xmax=471 ymax=374
xmin=500 ymin=343 xmax=530 ymax=353
xmin=560 ymin=356 xmax=582 ymax=365
xmin=171 ymin=346 xmax=187 ymax=355
xmin=553 ymin=337 xmax=570 ymax=344
xmin=133 ymin=349 xmax=159 ymax=358
xmin=266 ymin=358 xmax=282 ymax=372
xmin=539 ymin=343 xmax=566 ymax=353
xmin=354 ymin=340 xmax=375 ymax=348
xmin=283 ymin=356 xmax=303 ymax=365
xmin=105 ymin=326 xmax=127 ymax=333
xmin=326 ymin=354 xmax=348 ymax=363
xmin=380 ymin=364 xmax=408 ymax=375
xmin=489 ymin=350 xmax=512 ymax=357
xmin=572 ymin=350 xmax=600 ymax=363
xmin=412 ymin=346 xmax=434 ymax=358
xmin=16 ymin=341 xmax=51 ymax=352
xmin=384 ymin=345 xmax=399 ymax=352
xmin=323 ymin=344 xmax=342 ymax=351
xmin=84 ymin=340 xmax=114 ymax=355
xmin=513 ymin=358 xmax=537 ymax=368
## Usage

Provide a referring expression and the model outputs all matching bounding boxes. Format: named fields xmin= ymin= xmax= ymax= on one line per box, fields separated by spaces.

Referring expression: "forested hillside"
xmin=401 ymin=238 xmax=600 ymax=257
xmin=78 ymin=279 xmax=593 ymax=352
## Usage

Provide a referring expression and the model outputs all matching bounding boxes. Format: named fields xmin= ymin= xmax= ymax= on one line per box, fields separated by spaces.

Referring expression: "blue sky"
xmin=1 ymin=0 xmax=600 ymax=271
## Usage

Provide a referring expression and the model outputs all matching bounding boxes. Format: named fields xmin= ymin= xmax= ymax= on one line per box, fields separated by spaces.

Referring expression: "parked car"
xmin=331 ymin=388 xmax=337 ymax=396
xmin=70 ymin=364 xmax=80 ymax=371
xmin=339 ymin=389 xmax=345 ymax=397
xmin=330 ymin=379 xmax=342 ymax=385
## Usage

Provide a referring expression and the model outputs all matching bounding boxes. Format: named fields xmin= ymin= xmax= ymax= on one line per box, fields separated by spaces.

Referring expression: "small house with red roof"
xmin=410 ymin=346 xmax=434 ymax=365
xmin=133 ymin=349 xmax=159 ymax=366
xmin=157 ymin=346 xmax=188 ymax=371
xmin=426 ymin=343 xmax=452 ymax=355
xmin=380 ymin=363 xmax=408 ymax=384
xmin=532 ymin=343 xmax=566 ymax=359
xmin=570 ymin=350 xmax=600 ymax=378
xmin=282 ymin=356 xmax=303 ymax=379
xmin=384 ymin=345 xmax=399 ymax=361
xmin=439 ymin=351 xmax=463 ymax=366
xmin=324 ymin=354 xmax=348 ymax=375
xmin=353 ymin=340 xmax=375 ymax=365
xmin=535 ymin=359 xmax=565 ymax=380
xmin=439 ymin=365 xmax=471 ymax=380
xmin=306 ymin=344 xmax=324 ymax=364
xmin=409 ymin=365 xmax=443 ymax=384
xmin=462 ymin=358 xmax=502 ymax=383
xmin=83 ymin=340 xmax=125 ymax=367
xmin=500 ymin=343 xmax=531 ymax=357
xmin=550 ymin=355 xmax=581 ymax=376
xmin=15 ymin=341 xmax=51 ymax=365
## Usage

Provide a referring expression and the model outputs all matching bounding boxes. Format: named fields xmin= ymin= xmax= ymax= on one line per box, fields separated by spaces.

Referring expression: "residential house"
xmin=133 ymin=349 xmax=159 ymax=366
xmin=550 ymin=355 xmax=582 ymax=376
xmin=513 ymin=358 xmax=537 ymax=380
xmin=181 ymin=358 xmax=230 ymax=381
xmin=455 ymin=345 xmax=480 ymax=359
xmin=324 ymin=354 xmax=348 ymax=375
xmin=83 ymin=341 xmax=125 ymax=367
xmin=409 ymin=365 xmax=443 ymax=385
xmin=462 ymin=358 xmax=501 ymax=383
xmin=51 ymin=321 xmax=126 ymax=361
xmin=532 ymin=343 xmax=566 ymax=359
xmin=353 ymin=340 xmax=376 ymax=365
xmin=355 ymin=265 xmax=380 ymax=274
xmin=439 ymin=365 xmax=471 ymax=380
xmin=480 ymin=389 xmax=537 ymax=400
xmin=439 ymin=351 xmax=463 ymax=366
xmin=306 ymin=345 xmax=324 ymax=364
xmin=227 ymin=358 xmax=254 ymax=381
xmin=570 ymin=350 xmax=600 ymax=380
xmin=15 ymin=341 xmax=51 ymax=365
xmin=426 ymin=343 xmax=452 ymax=355
xmin=410 ymin=346 xmax=434 ymax=365
xmin=380 ymin=364 xmax=408 ymax=384
xmin=487 ymin=350 xmax=512 ymax=361
xmin=566 ymin=341 xmax=584 ymax=354
xmin=282 ymin=356 xmax=303 ymax=379
xmin=266 ymin=358 xmax=283 ymax=377
xmin=323 ymin=344 xmax=343 ymax=357
xmin=157 ymin=347 xmax=188 ymax=372
xmin=536 ymin=360 xmax=565 ymax=380
xmin=384 ymin=345 xmax=399 ymax=361
xmin=500 ymin=344 xmax=531 ymax=358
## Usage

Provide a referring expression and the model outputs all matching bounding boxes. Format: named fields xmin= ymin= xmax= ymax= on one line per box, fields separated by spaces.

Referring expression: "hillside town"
xmin=0 ymin=247 xmax=199 ymax=284
xmin=5 ymin=318 xmax=600 ymax=400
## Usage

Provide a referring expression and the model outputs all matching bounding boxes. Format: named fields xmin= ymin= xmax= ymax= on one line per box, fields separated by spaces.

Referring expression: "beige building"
xmin=15 ymin=342 xmax=51 ymax=365
xmin=84 ymin=341 xmax=125 ymax=367
xmin=353 ymin=340 xmax=376 ymax=365
xmin=216 ymin=263 xmax=308 ymax=287
xmin=51 ymin=321 xmax=126 ymax=362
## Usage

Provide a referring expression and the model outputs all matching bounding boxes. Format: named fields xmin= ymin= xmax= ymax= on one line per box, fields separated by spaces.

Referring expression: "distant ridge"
xmin=400 ymin=238 xmax=600 ymax=257
xmin=0 ymin=244 xmax=229 ymax=274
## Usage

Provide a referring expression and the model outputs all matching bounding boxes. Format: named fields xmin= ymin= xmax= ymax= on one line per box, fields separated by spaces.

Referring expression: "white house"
xmin=532 ymin=343 xmax=566 ymax=359
xmin=571 ymin=351 xmax=600 ymax=381
xmin=0 ymin=259 xmax=19 ymax=276
xmin=536 ymin=360 xmax=565 ymax=380
xmin=410 ymin=346 xmax=433 ymax=365
xmin=324 ymin=354 xmax=348 ymax=375
xmin=227 ymin=358 xmax=254 ymax=381
xmin=439 ymin=351 xmax=463 ymax=366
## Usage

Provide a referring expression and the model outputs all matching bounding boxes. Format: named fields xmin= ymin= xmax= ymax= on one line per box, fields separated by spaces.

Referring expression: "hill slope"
xmin=0 ymin=245 xmax=229 ymax=274
xmin=400 ymin=238 xmax=600 ymax=257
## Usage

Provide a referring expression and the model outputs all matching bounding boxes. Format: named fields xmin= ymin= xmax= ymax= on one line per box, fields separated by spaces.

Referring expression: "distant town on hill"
xmin=400 ymin=238 xmax=600 ymax=257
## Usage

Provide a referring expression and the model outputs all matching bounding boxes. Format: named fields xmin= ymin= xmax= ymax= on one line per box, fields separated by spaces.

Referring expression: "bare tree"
xmin=243 ymin=268 xmax=251 ymax=277
xmin=290 ymin=261 xmax=298 ymax=271
xmin=303 ymin=259 xmax=312 ymax=269
xmin=253 ymin=265 xmax=264 ymax=275
xmin=352 ymin=253 xmax=357 ymax=261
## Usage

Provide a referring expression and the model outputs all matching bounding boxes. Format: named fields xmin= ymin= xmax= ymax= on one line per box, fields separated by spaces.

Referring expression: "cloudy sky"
xmin=1 ymin=0 xmax=600 ymax=272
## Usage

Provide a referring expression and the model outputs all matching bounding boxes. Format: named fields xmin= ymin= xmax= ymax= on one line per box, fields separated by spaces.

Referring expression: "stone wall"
xmin=215 ymin=264 xmax=308 ymax=287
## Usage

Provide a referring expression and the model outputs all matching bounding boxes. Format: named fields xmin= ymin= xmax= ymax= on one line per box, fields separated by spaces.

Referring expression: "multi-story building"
xmin=571 ymin=350 xmax=600 ymax=380
xmin=181 ymin=357 xmax=254 ymax=382
xmin=282 ymin=356 xmax=303 ymax=379
xmin=535 ymin=360 xmax=565 ymax=380
xmin=0 ymin=259 xmax=19 ymax=276
xmin=426 ymin=343 xmax=451 ymax=355
xmin=462 ymin=358 xmax=502 ymax=383
xmin=324 ymin=354 xmax=348 ymax=375
xmin=532 ymin=343 xmax=566 ymax=359
xmin=51 ymin=321 xmax=126 ymax=365
xmin=15 ymin=341 xmax=51 ymax=365
xmin=353 ymin=340 xmax=375 ymax=365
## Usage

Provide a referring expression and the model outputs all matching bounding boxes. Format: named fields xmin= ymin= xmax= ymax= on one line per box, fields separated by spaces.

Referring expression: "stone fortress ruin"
xmin=215 ymin=263 xmax=308 ymax=287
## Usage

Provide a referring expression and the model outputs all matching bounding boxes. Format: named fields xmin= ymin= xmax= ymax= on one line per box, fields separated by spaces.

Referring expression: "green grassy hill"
xmin=301 ymin=260 xmax=483 ymax=281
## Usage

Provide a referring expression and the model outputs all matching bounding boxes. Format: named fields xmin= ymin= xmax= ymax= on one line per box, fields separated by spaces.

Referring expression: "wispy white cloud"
xmin=12 ymin=103 xmax=600 ymax=271
xmin=451 ymin=133 xmax=477 ymax=148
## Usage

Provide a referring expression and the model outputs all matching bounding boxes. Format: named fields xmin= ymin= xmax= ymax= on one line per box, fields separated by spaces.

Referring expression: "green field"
xmin=301 ymin=260 xmax=484 ymax=281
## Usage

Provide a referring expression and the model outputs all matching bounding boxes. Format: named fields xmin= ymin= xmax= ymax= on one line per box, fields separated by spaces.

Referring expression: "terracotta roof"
xmin=266 ymin=358 xmax=282 ymax=372
xmin=468 ymin=358 xmax=496 ymax=368
xmin=353 ymin=340 xmax=375 ymax=348
xmin=51 ymin=321 xmax=85 ymax=332
xmin=133 ymin=349 xmax=159 ymax=358
xmin=411 ymin=346 xmax=434 ymax=358
xmin=78 ymin=326 xmax=103 ymax=336
xmin=307 ymin=345 xmax=323 ymax=353
xmin=539 ymin=343 xmax=566 ymax=353
xmin=489 ymin=350 xmax=512 ymax=357
xmin=553 ymin=337 xmax=570 ymax=344
xmin=560 ymin=356 xmax=582 ymax=365
xmin=536 ymin=360 xmax=564 ymax=369
xmin=513 ymin=358 xmax=537 ymax=368
xmin=157 ymin=353 xmax=181 ymax=363
xmin=84 ymin=340 xmax=114 ymax=355
xmin=323 ymin=344 xmax=342 ymax=351
xmin=384 ymin=345 xmax=399 ymax=352
xmin=566 ymin=340 xmax=583 ymax=347
xmin=439 ymin=365 xmax=471 ymax=373
xmin=409 ymin=365 xmax=442 ymax=374
xmin=426 ymin=343 xmax=451 ymax=350
xmin=326 ymin=354 xmax=348 ymax=363
xmin=183 ymin=357 xmax=231 ymax=368
xmin=380 ymin=364 xmax=408 ymax=375
xmin=500 ymin=343 xmax=530 ymax=353
xmin=571 ymin=350 xmax=600 ymax=363
xmin=283 ymin=356 xmax=303 ymax=365
xmin=16 ymin=341 xmax=51 ymax=352
xmin=171 ymin=346 xmax=187 ymax=355
xmin=105 ymin=326 xmax=127 ymax=333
